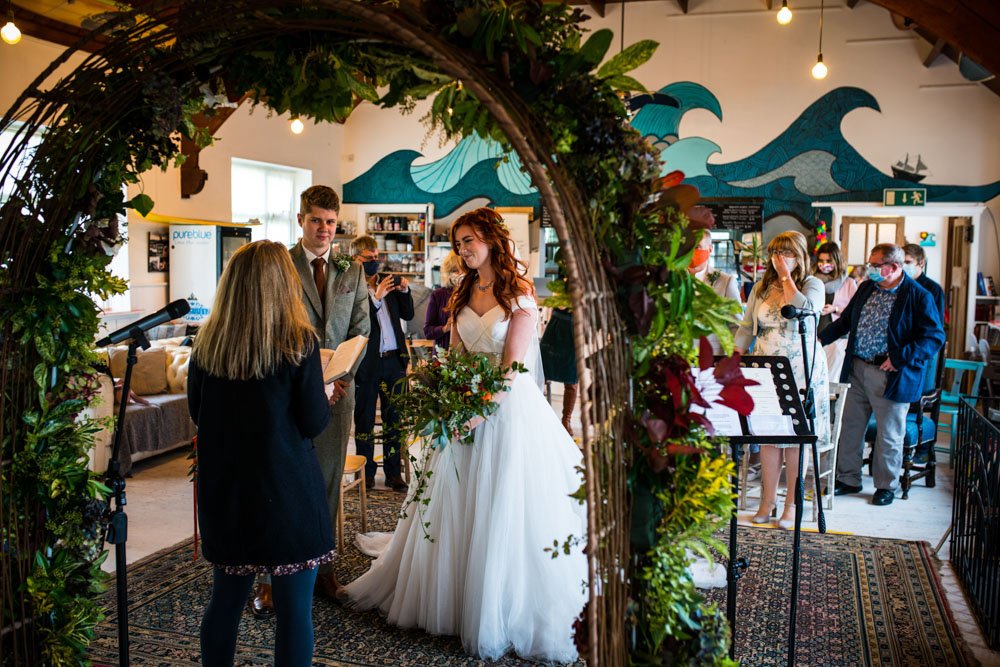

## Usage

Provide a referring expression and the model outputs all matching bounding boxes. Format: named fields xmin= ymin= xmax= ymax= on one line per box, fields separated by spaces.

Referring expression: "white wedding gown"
xmin=344 ymin=296 xmax=588 ymax=663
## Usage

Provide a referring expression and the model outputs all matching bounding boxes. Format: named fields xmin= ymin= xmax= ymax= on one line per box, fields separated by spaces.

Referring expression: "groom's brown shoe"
xmin=315 ymin=572 xmax=348 ymax=603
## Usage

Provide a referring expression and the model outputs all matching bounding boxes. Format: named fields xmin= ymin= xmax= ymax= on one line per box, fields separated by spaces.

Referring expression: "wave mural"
xmin=343 ymin=83 xmax=1000 ymax=223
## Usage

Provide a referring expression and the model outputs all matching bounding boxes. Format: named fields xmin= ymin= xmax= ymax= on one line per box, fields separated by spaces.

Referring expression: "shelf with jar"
xmin=357 ymin=203 xmax=435 ymax=284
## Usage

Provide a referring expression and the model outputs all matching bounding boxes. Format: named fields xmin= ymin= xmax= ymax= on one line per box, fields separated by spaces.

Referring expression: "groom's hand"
xmin=325 ymin=379 xmax=349 ymax=405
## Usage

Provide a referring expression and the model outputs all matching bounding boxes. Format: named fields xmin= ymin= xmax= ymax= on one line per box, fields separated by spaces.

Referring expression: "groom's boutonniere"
xmin=330 ymin=254 xmax=354 ymax=273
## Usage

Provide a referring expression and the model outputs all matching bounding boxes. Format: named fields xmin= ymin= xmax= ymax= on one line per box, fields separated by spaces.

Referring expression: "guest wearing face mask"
xmin=813 ymin=242 xmax=848 ymax=332
xmin=688 ymin=228 xmax=742 ymax=355
xmin=735 ymin=231 xmax=830 ymax=527
xmin=815 ymin=242 xmax=858 ymax=380
xmin=423 ymin=252 xmax=464 ymax=350
xmin=351 ymin=236 xmax=414 ymax=492
xmin=819 ymin=243 xmax=944 ymax=506
xmin=902 ymin=244 xmax=945 ymax=326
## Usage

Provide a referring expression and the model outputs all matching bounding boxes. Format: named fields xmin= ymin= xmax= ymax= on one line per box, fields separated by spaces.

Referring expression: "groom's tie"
xmin=311 ymin=257 xmax=326 ymax=316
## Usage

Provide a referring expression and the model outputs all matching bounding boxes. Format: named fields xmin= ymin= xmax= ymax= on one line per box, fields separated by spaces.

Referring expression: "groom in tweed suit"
xmin=252 ymin=185 xmax=369 ymax=615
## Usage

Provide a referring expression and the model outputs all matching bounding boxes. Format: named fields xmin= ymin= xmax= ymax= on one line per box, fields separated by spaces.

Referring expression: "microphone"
xmin=780 ymin=304 xmax=818 ymax=320
xmin=96 ymin=299 xmax=191 ymax=346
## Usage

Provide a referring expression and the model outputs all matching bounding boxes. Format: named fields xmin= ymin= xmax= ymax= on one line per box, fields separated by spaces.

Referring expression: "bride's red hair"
xmin=447 ymin=208 xmax=533 ymax=322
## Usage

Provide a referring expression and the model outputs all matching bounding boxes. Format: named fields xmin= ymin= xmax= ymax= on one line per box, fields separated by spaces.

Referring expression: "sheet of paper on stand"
xmin=320 ymin=335 xmax=369 ymax=384
xmin=742 ymin=367 xmax=785 ymax=416
xmin=703 ymin=404 xmax=743 ymax=437
xmin=747 ymin=414 xmax=796 ymax=436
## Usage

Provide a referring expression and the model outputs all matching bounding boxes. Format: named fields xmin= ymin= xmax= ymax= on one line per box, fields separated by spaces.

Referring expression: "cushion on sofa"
xmin=166 ymin=347 xmax=192 ymax=394
xmin=109 ymin=346 xmax=168 ymax=396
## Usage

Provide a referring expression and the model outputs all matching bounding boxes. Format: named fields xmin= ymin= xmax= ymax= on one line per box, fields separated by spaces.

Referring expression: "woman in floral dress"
xmin=735 ymin=231 xmax=830 ymax=528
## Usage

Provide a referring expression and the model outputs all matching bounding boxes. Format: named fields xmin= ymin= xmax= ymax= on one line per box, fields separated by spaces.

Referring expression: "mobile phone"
xmin=391 ymin=274 xmax=402 ymax=287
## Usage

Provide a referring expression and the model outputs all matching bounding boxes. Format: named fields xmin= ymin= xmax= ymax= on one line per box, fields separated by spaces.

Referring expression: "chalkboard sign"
xmin=700 ymin=199 xmax=763 ymax=233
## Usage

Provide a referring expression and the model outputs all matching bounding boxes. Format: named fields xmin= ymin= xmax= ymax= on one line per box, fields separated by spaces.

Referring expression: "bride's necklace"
xmin=476 ymin=278 xmax=494 ymax=293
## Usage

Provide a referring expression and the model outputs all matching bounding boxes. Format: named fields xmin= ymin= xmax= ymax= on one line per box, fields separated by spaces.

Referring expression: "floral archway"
xmin=0 ymin=1 xmax=740 ymax=664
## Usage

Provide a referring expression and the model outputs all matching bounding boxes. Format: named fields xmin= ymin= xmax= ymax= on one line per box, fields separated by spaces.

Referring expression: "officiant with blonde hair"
xmin=188 ymin=240 xmax=340 ymax=665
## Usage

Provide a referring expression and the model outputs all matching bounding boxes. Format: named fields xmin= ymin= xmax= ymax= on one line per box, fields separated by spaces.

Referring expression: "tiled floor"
xmin=102 ymin=386 xmax=1000 ymax=665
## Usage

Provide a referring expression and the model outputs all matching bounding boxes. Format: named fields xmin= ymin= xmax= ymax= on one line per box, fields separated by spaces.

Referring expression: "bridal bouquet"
xmin=394 ymin=346 xmax=526 ymax=450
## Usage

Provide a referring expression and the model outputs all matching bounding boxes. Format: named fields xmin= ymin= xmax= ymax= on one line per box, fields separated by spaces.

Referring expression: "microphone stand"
xmin=788 ymin=313 xmax=827 ymax=665
xmin=105 ymin=327 xmax=150 ymax=667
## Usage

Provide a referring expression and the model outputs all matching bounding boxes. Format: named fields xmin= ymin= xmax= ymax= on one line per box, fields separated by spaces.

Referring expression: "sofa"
xmin=88 ymin=334 xmax=196 ymax=475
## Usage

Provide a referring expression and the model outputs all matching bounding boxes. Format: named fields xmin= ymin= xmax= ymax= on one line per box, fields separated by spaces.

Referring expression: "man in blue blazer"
xmin=351 ymin=236 xmax=414 ymax=492
xmin=819 ymin=243 xmax=945 ymax=506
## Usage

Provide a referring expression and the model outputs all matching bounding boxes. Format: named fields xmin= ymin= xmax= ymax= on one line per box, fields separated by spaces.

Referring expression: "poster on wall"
xmin=148 ymin=232 xmax=168 ymax=272
xmin=699 ymin=198 xmax=764 ymax=234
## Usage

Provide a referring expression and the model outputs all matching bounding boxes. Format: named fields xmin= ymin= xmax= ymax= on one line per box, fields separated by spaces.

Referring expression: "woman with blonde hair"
xmin=735 ymin=231 xmax=830 ymax=528
xmin=188 ymin=240 xmax=336 ymax=666
xmin=423 ymin=251 xmax=464 ymax=349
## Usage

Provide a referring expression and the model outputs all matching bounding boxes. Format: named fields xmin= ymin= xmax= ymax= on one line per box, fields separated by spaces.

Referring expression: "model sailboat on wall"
xmin=891 ymin=153 xmax=928 ymax=183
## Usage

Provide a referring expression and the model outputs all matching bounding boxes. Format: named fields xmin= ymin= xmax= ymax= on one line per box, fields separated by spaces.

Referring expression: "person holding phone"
xmin=351 ymin=236 xmax=414 ymax=491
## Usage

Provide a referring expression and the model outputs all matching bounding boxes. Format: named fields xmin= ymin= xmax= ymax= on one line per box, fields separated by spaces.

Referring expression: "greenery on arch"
xmin=1 ymin=1 xmax=742 ymax=663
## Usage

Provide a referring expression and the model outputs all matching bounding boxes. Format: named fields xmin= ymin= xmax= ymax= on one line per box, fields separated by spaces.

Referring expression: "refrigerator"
xmin=168 ymin=225 xmax=252 ymax=323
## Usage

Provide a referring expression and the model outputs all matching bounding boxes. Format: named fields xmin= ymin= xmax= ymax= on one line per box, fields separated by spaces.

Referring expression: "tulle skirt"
xmin=345 ymin=373 xmax=588 ymax=663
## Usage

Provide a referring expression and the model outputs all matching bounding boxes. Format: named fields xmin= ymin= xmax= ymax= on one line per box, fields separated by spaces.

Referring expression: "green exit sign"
xmin=883 ymin=188 xmax=927 ymax=206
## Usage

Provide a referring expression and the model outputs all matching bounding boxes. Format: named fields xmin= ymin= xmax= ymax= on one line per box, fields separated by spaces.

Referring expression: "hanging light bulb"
xmin=289 ymin=117 xmax=305 ymax=135
xmin=776 ymin=0 xmax=792 ymax=25
xmin=812 ymin=54 xmax=828 ymax=79
xmin=810 ymin=0 xmax=828 ymax=79
xmin=2 ymin=5 xmax=21 ymax=45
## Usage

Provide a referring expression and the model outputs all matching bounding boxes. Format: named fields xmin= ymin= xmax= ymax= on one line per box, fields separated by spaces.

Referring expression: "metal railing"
xmin=952 ymin=397 xmax=1000 ymax=649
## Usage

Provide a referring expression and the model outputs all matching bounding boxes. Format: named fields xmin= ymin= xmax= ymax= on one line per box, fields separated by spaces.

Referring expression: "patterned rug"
xmin=88 ymin=490 xmax=584 ymax=666
xmin=703 ymin=527 xmax=976 ymax=666
xmin=89 ymin=495 xmax=974 ymax=666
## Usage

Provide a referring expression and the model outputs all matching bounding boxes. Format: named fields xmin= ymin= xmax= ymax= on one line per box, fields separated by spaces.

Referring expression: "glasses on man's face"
xmin=772 ymin=250 xmax=796 ymax=259
xmin=867 ymin=261 xmax=887 ymax=270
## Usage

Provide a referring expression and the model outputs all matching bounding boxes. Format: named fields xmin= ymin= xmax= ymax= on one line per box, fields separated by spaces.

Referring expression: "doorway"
xmin=840 ymin=216 xmax=905 ymax=267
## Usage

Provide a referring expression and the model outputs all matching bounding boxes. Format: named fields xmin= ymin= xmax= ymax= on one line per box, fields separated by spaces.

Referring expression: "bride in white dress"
xmin=344 ymin=208 xmax=588 ymax=663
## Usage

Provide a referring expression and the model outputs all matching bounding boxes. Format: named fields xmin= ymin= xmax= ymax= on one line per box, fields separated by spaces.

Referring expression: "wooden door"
xmin=839 ymin=216 xmax=905 ymax=267
xmin=945 ymin=217 xmax=975 ymax=360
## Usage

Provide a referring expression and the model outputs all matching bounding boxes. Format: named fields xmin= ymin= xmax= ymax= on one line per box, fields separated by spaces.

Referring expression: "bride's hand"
xmin=460 ymin=415 xmax=485 ymax=435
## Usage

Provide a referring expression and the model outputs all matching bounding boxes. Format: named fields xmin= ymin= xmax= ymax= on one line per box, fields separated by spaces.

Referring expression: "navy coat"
xmin=819 ymin=274 xmax=945 ymax=404
xmin=187 ymin=344 xmax=334 ymax=568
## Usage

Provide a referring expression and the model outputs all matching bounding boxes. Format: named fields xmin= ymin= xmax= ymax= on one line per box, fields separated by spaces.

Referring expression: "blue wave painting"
xmin=343 ymin=83 xmax=1000 ymax=224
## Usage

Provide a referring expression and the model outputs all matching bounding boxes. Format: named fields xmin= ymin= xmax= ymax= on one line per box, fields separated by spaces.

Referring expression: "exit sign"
xmin=883 ymin=188 xmax=927 ymax=206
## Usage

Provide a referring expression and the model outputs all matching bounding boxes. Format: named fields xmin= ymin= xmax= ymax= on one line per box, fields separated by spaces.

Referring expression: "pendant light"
xmin=811 ymin=0 xmax=828 ymax=79
xmin=776 ymin=0 xmax=792 ymax=25
xmin=289 ymin=117 xmax=304 ymax=134
xmin=2 ymin=3 xmax=21 ymax=45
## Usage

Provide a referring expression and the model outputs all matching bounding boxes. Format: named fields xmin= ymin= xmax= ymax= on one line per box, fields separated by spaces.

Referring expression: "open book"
xmin=320 ymin=335 xmax=369 ymax=384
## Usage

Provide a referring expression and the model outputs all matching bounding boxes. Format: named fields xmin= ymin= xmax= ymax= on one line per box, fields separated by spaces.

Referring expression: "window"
xmin=0 ymin=122 xmax=42 ymax=205
xmin=2 ymin=123 xmax=130 ymax=313
xmin=231 ymin=158 xmax=312 ymax=245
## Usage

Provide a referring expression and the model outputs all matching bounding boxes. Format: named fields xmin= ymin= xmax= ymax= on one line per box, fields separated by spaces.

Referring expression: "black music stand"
xmin=712 ymin=355 xmax=822 ymax=664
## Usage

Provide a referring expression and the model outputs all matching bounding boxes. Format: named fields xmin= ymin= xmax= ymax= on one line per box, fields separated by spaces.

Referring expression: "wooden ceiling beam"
xmin=673 ymin=0 xmax=689 ymax=13
xmin=587 ymin=0 xmax=606 ymax=18
xmin=867 ymin=0 xmax=999 ymax=76
xmin=922 ymin=35 xmax=947 ymax=67
xmin=8 ymin=5 xmax=110 ymax=52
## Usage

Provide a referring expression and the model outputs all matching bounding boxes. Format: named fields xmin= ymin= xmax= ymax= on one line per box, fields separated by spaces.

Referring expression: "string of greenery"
xmin=1 ymin=1 xmax=741 ymax=663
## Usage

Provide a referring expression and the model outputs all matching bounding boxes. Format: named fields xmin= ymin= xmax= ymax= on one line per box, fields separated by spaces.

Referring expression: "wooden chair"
xmin=937 ymin=358 xmax=985 ymax=455
xmin=737 ymin=383 xmax=850 ymax=519
xmin=337 ymin=454 xmax=368 ymax=551
xmin=814 ymin=382 xmax=850 ymax=520
xmin=864 ymin=388 xmax=941 ymax=499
